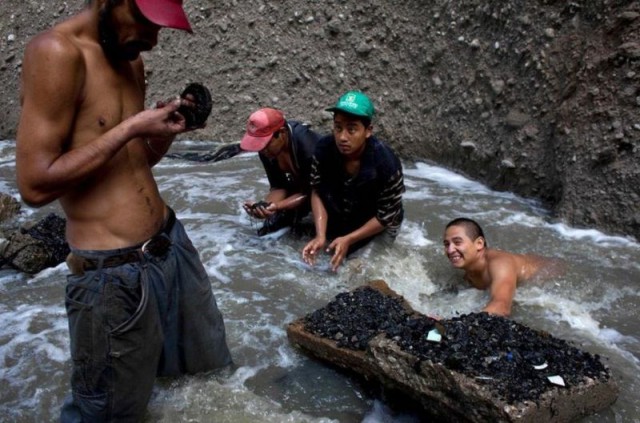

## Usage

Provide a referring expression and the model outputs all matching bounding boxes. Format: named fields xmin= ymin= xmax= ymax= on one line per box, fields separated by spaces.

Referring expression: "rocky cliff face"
xmin=1 ymin=0 xmax=638 ymax=240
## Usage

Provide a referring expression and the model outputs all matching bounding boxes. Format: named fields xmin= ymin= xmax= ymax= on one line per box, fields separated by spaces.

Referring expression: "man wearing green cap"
xmin=302 ymin=91 xmax=405 ymax=271
xmin=16 ymin=0 xmax=231 ymax=421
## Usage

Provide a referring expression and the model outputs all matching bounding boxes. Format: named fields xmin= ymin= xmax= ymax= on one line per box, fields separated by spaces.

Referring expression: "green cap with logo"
xmin=326 ymin=90 xmax=375 ymax=119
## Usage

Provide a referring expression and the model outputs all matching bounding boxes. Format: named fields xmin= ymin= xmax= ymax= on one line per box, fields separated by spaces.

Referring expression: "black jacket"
xmin=259 ymin=121 xmax=321 ymax=195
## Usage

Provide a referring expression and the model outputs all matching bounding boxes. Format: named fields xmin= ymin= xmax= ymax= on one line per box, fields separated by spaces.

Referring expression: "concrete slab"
xmin=286 ymin=280 xmax=618 ymax=422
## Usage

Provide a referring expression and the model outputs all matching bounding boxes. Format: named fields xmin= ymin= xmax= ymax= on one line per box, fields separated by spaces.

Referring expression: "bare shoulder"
xmin=20 ymin=27 xmax=87 ymax=110
xmin=485 ymin=249 xmax=520 ymax=282
xmin=24 ymin=27 xmax=83 ymax=65
xmin=485 ymin=249 xmax=564 ymax=287
xmin=500 ymin=251 xmax=565 ymax=282
xmin=522 ymin=253 xmax=566 ymax=280
xmin=489 ymin=249 xmax=548 ymax=268
xmin=21 ymin=28 xmax=86 ymax=94
xmin=487 ymin=249 xmax=519 ymax=267
xmin=515 ymin=252 xmax=556 ymax=270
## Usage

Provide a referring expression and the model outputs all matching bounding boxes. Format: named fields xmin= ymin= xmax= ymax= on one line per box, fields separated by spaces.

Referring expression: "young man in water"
xmin=443 ymin=217 xmax=564 ymax=317
xmin=16 ymin=0 xmax=231 ymax=421
xmin=240 ymin=107 xmax=322 ymax=236
xmin=302 ymin=91 xmax=405 ymax=272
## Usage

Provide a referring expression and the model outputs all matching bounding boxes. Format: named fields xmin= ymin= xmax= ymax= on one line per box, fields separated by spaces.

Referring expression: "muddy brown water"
xmin=0 ymin=140 xmax=638 ymax=422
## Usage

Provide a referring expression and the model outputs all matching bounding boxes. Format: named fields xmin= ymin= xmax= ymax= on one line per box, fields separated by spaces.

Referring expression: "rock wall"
xmin=1 ymin=0 xmax=638 ymax=239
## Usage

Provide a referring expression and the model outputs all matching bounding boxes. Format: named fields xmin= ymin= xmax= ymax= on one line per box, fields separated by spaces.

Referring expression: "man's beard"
xmin=98 ymin=1 xmax=151 ymax=62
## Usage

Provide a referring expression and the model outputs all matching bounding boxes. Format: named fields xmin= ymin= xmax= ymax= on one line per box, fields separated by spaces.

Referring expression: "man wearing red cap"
xmin=16 ymin=1 xmax=231 ymax=421
xmin=240 ymin=108 xmax=322 ymax=236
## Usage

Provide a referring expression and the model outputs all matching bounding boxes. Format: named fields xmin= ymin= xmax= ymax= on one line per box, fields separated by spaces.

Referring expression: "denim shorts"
xmin=60 ymin=216 xmax=232 ymax=422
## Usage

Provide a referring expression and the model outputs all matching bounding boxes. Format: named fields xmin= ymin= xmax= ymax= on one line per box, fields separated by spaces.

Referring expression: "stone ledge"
xmin=286 ymin=280 xmax=619 ymax=422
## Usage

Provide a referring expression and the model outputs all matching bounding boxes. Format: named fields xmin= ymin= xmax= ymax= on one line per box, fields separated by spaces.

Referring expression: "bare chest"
xmin=74 ymin=57 xmax=145 ymax=142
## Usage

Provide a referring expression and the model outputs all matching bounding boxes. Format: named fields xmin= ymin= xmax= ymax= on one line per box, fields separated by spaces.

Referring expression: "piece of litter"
xmin=426 ymin=328 xmax=442 ymax=342
xmin=533 ymin=362 xmax=548 ymax=370
xmin=548 ymin=375 xmax=565 ymax=386
xmin=475 ymin=376 xmax=493 ymax=380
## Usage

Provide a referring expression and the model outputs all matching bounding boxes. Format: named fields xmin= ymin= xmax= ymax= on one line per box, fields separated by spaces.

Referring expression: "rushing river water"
xmin=0 ymin=139 xmax=638 ymax=422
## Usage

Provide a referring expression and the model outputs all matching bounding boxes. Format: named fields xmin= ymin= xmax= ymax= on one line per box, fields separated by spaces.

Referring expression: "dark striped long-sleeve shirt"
xmin=310 ymin=135 xmax=405 ymax=238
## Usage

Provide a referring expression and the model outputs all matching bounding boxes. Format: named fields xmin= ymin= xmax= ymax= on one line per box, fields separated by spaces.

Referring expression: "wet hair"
xmin=445 ymin=217 xmax=488 ymax=247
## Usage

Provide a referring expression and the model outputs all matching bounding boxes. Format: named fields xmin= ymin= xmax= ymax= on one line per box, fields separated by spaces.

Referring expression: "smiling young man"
xmin=16 ymin=0 xmax=231 ymax=421
xmin=240 ymin=107 xmax=322 ymax=236
xmin=302 ymin=91 xmax=405 ymax=271
xmin=443 ymin=218 xmax=565 ymax=317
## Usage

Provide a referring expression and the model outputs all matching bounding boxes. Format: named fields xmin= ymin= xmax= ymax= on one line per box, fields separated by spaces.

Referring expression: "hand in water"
xmin=302 ymin=237 xmax=326 ymax=267
xmin=243 ymin=201 xmax=275 ymax=219
xmin=327 ymin=236 xmax=351 ymax=272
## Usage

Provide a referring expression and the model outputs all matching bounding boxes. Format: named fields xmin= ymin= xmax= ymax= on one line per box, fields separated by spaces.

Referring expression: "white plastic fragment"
xmin=533 ymin=362 xmax=548 ymax=370
xmin=426 ymin=328 xmax=442 ymax=343
xmin=548 ymin=375 xmax=566 ymax=386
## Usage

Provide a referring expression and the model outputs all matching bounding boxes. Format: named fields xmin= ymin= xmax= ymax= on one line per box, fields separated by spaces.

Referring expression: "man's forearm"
xmin=17 ymin=119 xmax=137 ymax=207
xmin=265 ymin=188 xmax=288 ymax=205
xmin=344 ymin=217 xmax=385 ymax=245
xmin=274 ymin=193 xmax=307 ymax=211
xmin=310 ymin=191 xmax=327 ymax=239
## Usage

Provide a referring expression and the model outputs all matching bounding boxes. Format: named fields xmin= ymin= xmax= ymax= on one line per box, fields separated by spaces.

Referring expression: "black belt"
xmin=68 ymin=208 xmax=176 ymax=273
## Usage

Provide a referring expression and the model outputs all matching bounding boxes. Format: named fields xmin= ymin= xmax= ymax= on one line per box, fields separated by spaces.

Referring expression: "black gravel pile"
xmin=302 ymin=287 xmax=612 ymax=405
xmin=387 ymin=313 xmax=612 ymax=404
xmin=303 ymin=287 xmax=412 ymax=350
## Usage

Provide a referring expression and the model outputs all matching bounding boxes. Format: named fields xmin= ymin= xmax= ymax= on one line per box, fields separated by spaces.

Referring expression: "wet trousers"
xmin=60 ymin=212 xmax=232 ymax=422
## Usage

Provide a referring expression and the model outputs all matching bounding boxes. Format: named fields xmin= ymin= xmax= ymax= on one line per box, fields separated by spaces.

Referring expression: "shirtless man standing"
xmin=16 ymin=1 xmax=231 ymax=421
xmin=443 ymin=218 xmax=564 ymax=317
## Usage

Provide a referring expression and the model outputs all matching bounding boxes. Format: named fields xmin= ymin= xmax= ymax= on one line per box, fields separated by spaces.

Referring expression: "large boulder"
xmin=0 ymin=213 xmax=69 ymax=274
xmin=286 ymin=280 xmax=618 ymax=422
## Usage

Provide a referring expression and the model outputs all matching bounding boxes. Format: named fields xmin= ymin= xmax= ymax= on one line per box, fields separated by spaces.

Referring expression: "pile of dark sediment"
xmin=389 ymin=313 xmax=611 ymax=404
xmin=303 ymin=286 xmax=612 ymax=405
xmin=304 ymin=286 xmax=412 ymax=350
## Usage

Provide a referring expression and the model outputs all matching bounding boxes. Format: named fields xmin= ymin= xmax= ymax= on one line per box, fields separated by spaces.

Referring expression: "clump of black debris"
xmin=304 ymin=286 xmax=411 ymax=350
xmin=303 ymin=287 xmax=612 ymax=404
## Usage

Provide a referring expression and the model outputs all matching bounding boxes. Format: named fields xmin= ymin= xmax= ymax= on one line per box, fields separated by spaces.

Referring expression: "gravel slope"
xmin=1 ymin=0 xmax=638 ymax=239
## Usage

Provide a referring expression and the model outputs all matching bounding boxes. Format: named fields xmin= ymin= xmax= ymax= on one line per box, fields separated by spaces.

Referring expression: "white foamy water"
xmin=0 ymin=140 xmax=639 ymax=422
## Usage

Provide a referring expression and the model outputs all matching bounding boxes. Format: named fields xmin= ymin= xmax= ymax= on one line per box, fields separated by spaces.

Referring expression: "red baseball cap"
xmin=240 ymin=108 xmax=286 ymax=152
xmin=135 ymin=0 xmax=193 ymax=33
